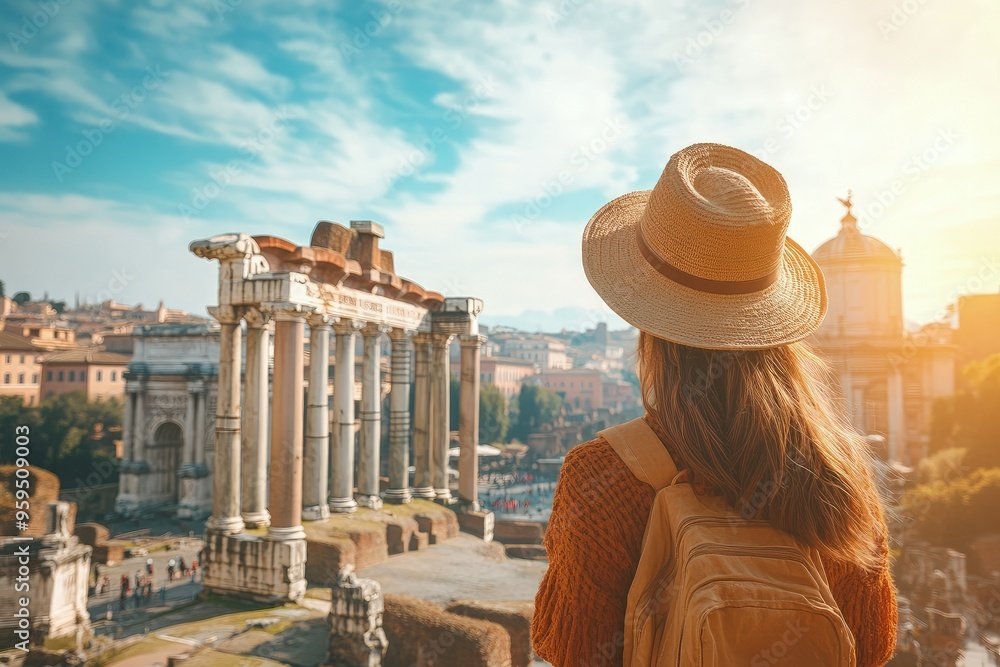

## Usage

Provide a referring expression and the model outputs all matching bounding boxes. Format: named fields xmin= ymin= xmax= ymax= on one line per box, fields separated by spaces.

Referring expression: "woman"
xmin=532 ymin=144 xmax=897 ymax=666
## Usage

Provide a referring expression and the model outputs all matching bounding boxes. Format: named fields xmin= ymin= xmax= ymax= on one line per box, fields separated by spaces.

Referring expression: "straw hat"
xmin=582 ymin=143 xmax=827 ymax=350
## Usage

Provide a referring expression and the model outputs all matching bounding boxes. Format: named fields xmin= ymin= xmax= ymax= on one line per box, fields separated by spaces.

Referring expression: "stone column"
xmin=183 ymin=384 xmax=197 ymax=465
xmin=458 ymin=334 xmax=485 ymax=510
xmin=431 ymin=333 xmax=454 ymax=503
xmin=123 ymin=384 xmax=136 ymax=461
xmin=266 ymin=305 xmax=309 ymax=541
xmin=304 ymin=313 xmax=333 ymax=521
xmin=357 ymin=325 xmax=389 ymax=509
xmin=242 ymin=310 xmax=272 ymax=528
xmin=194 ymin=386 xmax=206 ymax=465
xmin=887 ymin=369 xmax=906 ymax=463
xmin=133 ymin=382 xmax=146 ymax=464
xmin=207 ymin=306 xmax=244 ymax=534
xmin=411 ymin=334 xmax=434 ymax=499
xmin=329 ymin=321 xmax=361 ymax=514
xmin=385 ymin=329 xmax=413 ymax=504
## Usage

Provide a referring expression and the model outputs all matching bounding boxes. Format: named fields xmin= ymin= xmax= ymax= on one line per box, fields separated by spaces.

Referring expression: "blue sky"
xmin=0 ymin=0 xmax=998 ymax=331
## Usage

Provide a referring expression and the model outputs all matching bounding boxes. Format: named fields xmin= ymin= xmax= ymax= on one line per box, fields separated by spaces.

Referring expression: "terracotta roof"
xmin=0 ymin=330 xmax=42 ymax=351
xmin=40 ymin=349 xmax=131 ymax=365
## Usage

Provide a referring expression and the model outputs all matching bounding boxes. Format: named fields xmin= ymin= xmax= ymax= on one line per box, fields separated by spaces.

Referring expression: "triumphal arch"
xmin=189 ymin=220 xmax=484 ymax=601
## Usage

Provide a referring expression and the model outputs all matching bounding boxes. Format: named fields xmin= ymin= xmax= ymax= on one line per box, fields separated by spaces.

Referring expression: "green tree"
xmin=0 ymin=393 xmax=122 ymax=489
xmin=11 ymin=291 xmax=30 ymax=305
xmin=902 ymin=467 xmax=1000 ymax=550
xmin=930 ymin=353 xmax=1000 ymax=469
xmin=0 ymin=280 xmax=5 ymax=298
xmin=511 ymin=383 xmax=562 ymax=441
xmin=479 ymin=384 xmax=509 ymax=444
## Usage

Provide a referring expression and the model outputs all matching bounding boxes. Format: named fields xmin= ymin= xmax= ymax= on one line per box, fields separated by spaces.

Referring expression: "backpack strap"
xmin=599 ymin=417 xmax=679 ymax=492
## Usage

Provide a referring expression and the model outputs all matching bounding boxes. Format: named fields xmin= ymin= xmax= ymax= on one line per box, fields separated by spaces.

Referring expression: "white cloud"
xmin=0 ymin=92 xmax=39 ymax=141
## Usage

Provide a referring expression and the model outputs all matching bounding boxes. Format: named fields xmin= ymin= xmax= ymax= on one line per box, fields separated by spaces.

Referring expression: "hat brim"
xmin=582 ymin=190 xmax=828 ymax=350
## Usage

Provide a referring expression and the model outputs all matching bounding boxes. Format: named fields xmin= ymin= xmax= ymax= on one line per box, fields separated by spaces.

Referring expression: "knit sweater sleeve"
xmin=532 ymin=438 xmax=654 ymax=667
xmin=822 ymin=525 xmax=899 ymax=667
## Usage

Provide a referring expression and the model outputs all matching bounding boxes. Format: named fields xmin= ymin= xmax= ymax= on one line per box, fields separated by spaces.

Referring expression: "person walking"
xmin=532 ymin=144 xmax=897 ymax=667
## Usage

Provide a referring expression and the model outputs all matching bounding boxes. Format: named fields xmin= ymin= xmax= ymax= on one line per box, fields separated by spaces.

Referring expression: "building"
xmin=0 ymin=331 xmax=44 ymax=405
xmin=493 ymin=333 xmax=571 ymax=370
xmin=117 ymin=323 xmax=220 ymax=519
xmin=39 ymin=349 xmax=130 ymax=401
xmin=117 ymin=222 xmax=486 ymax=603
xmin=451 ymin=355 xmax=537 ymax=399
xmin=532 ymin=368 xmax=605 ymax=410
xmin=955 ymin=292 xmax=1000 ymax=375
xmin=810 ymin=196 xmax=956 ymax=463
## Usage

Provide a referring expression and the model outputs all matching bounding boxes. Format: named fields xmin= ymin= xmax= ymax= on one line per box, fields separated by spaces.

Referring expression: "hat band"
xmin=636 ymin=226 xmax=781 ymax=295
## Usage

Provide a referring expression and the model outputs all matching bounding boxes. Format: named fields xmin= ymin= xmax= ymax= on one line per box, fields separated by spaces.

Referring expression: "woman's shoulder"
xmin=558 ymin=435 xmax=653 ymax=514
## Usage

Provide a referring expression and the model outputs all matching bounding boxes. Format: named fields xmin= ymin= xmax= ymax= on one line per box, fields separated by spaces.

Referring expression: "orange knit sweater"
xmin=532 ymin=418 xmax=899 ymax=667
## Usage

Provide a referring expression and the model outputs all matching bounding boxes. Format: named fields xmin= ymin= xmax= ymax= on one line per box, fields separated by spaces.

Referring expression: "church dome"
xmin=813 ymin=210 xmax=902 ymax=266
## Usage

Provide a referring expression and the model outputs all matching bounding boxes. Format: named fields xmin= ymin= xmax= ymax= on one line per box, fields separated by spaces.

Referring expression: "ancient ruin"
xmin=180 ymin=221 xmax=486 ymax=602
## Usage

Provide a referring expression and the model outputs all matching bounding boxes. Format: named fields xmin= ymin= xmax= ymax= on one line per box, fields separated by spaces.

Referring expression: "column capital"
xmin=187 ymin=380 xmax=207 ymax=395
xmin=307 ymin=312 xmax=338 ymax=328
xmin=389 ymin=327 xmax=416 ymax=342
xmin=362 ymin=323 xmax=392 ymax=337
xmin=261 ymin=301 xmax=316 ymax=321
xmin=459 ymin=334 xmax=487 ymax=348
xmin=412 ymin=332 xmax=432 ymax=346
xmin=431 ymin=332 xmax=454 ymax=348
xmin=125 ymin=381 xmax=145 ymax=395
xmin=243 ymin=307 xmax=273 ymax=329
xmin=207 ymin=305 xmax=244 ymax=325
xmin=333 ymin=319 xmax=365 ymax=335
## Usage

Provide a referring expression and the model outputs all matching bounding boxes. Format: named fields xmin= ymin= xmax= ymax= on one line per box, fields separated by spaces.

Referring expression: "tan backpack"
xmin=599 ymin=418 xmax=856 ymax=666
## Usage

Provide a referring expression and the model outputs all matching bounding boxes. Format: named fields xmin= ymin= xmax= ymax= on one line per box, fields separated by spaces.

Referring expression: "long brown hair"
xmin=636 ymin=331 xmax=886 ymax=570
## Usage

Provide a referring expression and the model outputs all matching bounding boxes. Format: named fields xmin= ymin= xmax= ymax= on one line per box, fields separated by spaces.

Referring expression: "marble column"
xmin=385 ymin=329 xmax=413 ymax=504
xmin=887 ymin=369 xmax=906 ymax=463
xmin=431 ymin=333 xmax=453 ymax=503
xmin=194 ymin=386 xmax=206 ymax=465
xmin=458 ymin=334 xmax=484 ymax=510
xmin=207 ymin=307 xmax=244 ymax=535
xmin=183 ymin=383 xmax=198 ymax=465
xmin=123 ymin=385 xmax=136 ymax=461
xmin=133 ymin=382 xmax=146 ymax=464
xmin=303 ymin=314 xmax=333 ymax=521
xmin=266 ymin=306 xmax=308 ymax=541
xmin=411 ymin=334 xmax=434 ymax=499
xmin=242 ymin=310 xmax=272 ymax=528
xmin=329 ymin=321 xmax=361 ymax=513
xmin=357 ymin=325 xmax=387 ymax=509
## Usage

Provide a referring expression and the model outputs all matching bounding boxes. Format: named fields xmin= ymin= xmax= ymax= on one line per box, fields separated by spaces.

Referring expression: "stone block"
xmin=382 ymin=594 xmax=511 ymax=667
xmin=349 ymin=526 xmax=389 ymax=570
xmin=327 ymin=574 xmax=387 ymax=666
xmin=504 ymin=545 xmax=548 ymax=561
xmin=201 ymin=532 xmax=307 ymax=602
xmin=458 ymin=511 xmax=495 ymax=542
xmin=414 ymin=508 xmax=459 ymax=546
xmin=307 ymin=537 xmax=356 ymax=585
xmin=409 ymin=531 xmax=429 ymax=551
xmin=493 ymin=520 xmax=544 ymax=546
xmin=446 ymin=600 xmax=534 ymax=667
xmin=384 ymin=517 xmax=419 ymax=555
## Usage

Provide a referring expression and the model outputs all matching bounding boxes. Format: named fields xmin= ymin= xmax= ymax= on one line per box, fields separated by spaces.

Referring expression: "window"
xmin=3 ymin=373 xmax=9 ymax=384
xmin=3 ymin=355 xmax=9 ymax=364
xmin=69 ymin=370 xmax=75 ymax=382
xmin=32 ymin=374 xmax=38 ymax=384
xmin=19 ymin=355 xmax=25 ymax=364
xmin=111 ymin=371 xmax=118 ymax=382
xmin=96 ymin=370 xmax=103 ymax=382
xmin=47 ymin=371 xmax=53 ymax=381
xmin=79 ymin=370 xmax=86 ymax=382
xmin=17 ymin=373 xmax=24 ymax=384
xmin=58 ymin=371 xmax=64 ymax=381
